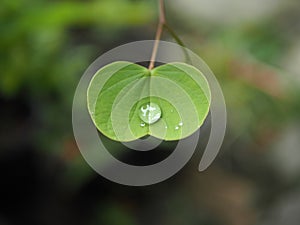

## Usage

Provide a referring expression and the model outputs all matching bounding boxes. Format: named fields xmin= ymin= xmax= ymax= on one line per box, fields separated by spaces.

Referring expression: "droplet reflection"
xmin=139 ymin=102 xmax=161 ymax=125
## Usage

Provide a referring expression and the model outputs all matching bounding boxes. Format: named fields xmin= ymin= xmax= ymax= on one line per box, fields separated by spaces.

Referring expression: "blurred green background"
xmin=1 ymin=0 xmax=300 ymax=224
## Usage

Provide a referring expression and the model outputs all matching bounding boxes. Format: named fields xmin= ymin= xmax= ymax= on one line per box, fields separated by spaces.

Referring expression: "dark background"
xmin=1 ymin=0 xmax=300 ymax=224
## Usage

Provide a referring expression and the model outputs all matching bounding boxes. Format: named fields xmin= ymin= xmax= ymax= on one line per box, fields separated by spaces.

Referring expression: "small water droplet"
xmin=165 ymin=126 xmax=168 ymax=129
xmin=170 ymin=109 xmax=174 ymax=113
xmin=175 ymin=126 xmax=179 ymax=130
xmin=179 ymin=122 xmax=183 ymax=126
xmin=140 ymin=123 xmax=145 ymax=127
xmin=139 ymin=102 xmax=161 ymax=125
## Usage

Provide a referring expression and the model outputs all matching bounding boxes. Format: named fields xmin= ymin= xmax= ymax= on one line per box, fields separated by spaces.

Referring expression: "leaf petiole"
xmin=149 ymin=0 xmax=192 ymax=70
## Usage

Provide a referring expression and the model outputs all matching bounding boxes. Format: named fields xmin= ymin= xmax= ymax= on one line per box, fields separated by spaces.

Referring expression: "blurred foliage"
xmin=0 ymin=0 xmax=154 ymax=153
xmin=0 ymin=0 xmax=155 ymax=198
xmin=0 ymin=0 xmax=154 ymax=96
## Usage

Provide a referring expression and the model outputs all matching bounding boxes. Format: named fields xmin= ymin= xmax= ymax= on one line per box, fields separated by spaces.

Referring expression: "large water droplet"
xmin=139 ymin=102 xmax=161 ymax=125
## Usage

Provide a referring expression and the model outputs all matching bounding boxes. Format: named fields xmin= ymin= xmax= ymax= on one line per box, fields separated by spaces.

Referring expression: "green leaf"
xmin=87 ymin=61 xmax=211 ymax=142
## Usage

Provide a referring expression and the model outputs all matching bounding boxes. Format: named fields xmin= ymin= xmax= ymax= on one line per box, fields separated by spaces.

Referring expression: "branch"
xmin=148 ymin=0 xmax=191 ymax=70
xmin=148 ymin=0 xmax=166 ymax=70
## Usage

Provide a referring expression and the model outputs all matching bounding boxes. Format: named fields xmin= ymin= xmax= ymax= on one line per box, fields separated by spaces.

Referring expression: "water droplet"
xmin=165 ymin=126 xmax=168 ymax=129
xmin=170 ymin=109 xmax=174 ymax=113
xmin=175 ymin=126 xmax=179 ymax=130
xmin=179 ymin=122 xmax=183 ymax=126
xmin=140 ymin=123 xmax=145 ymax=127
xmin=139 ymin=102 xmax=161 ymax=125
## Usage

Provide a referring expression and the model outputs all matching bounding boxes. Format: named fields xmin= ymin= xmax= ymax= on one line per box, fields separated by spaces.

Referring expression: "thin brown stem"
xmin=159 ymin=0 xmax=166 ymax=24
xmin=148 ymin=0 xmax=166 ymax=70
xmin=149 ymin=0 xmax=190 ymax=69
